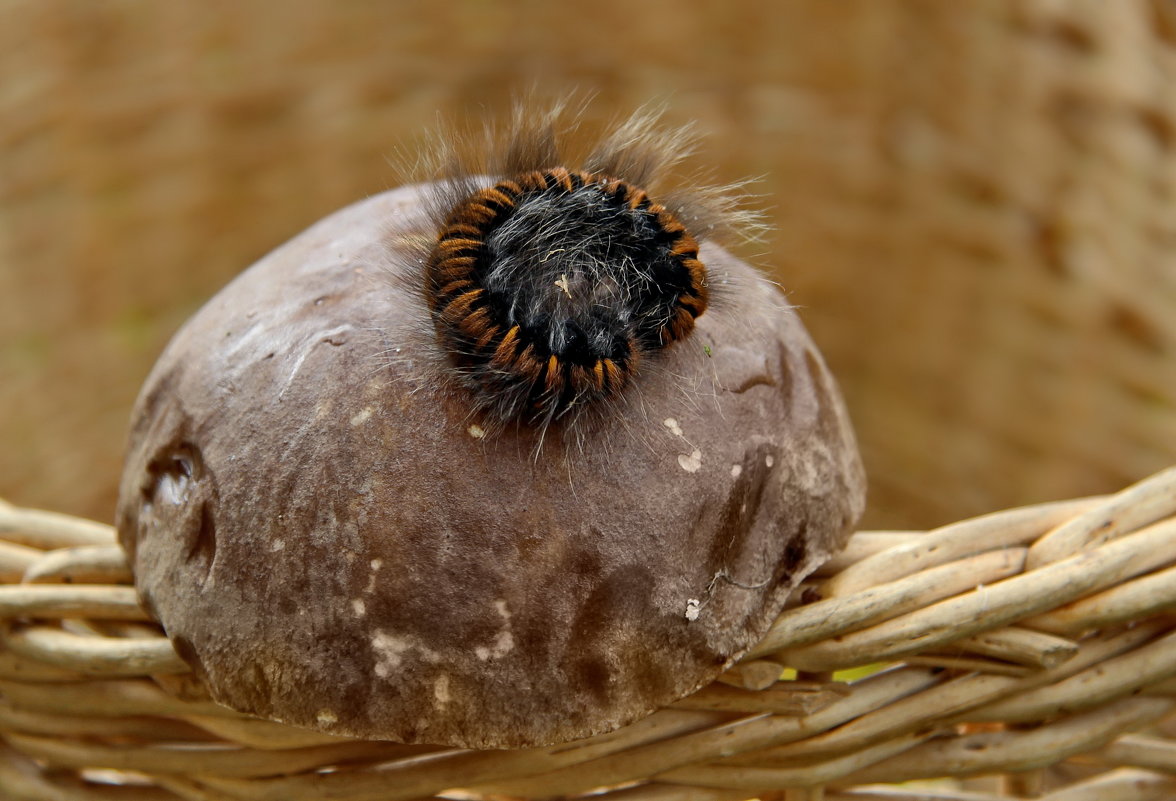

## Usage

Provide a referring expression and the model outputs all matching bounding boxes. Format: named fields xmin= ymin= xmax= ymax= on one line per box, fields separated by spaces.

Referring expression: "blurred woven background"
xmin=2 ymin=0 xmax=1175 ymax=529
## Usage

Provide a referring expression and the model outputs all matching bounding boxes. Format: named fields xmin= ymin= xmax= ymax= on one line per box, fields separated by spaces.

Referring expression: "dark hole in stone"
xmin=143 ymin=442 xmax=203 ymax=508
xmin=784 ymin=536 xmax=807 ymax=571
xmin=189 ymin=502 xmax=218 ymax=570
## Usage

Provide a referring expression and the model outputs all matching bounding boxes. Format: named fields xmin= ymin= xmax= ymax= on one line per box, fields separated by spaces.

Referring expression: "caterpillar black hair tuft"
xmin=400 ymin=104 xmax=758 ymax=433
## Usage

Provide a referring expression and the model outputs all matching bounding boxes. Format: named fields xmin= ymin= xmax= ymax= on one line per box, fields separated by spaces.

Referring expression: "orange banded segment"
xmin=514 ymin=345 xmax=542 ymax=382
xmin=665 ymin=306 xmax=696 ymax=343
xmin=436 ymin=238 xmax=483 ymax=255
xmin=458 ymin=306 xmax=493 ymax=339
xmin=444 ymin=223 xmax=483 ymax=238
xmin=441 ymin=289 xmax=484 ymax=322
xmin=492 ymin=325 xmax=521 ymax=366
xmin=460 ymin=203 xmax=496 ymax=226
xmin=475 ymin=323 xmax=501 ymax=350
xmin=677 ymin=293 xmax=705 ymax=316
xmin=438 ymin=279 xmax=475 ymax=297
xmin=670 ymin=234 xmax=700 ymax=258
xmin=602 ymin=358 xmax=623 ymax=389
xmin=434 ymin=256 xmax=476 ymax=277
xmin=545 ymin=167 xmax=574 ymax=193
xmin=497 ymin=179 xmax=523 ymax=196
xmin=477 ymin=187 xmax=517 ymax=211
xmin=545 ymin=355 xmax=562 ymax=394
xmin=592 ymin=360 xmax=606 ymax=391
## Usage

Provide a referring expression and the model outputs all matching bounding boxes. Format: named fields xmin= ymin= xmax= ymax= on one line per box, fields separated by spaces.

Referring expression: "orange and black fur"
xmin=397 ymin=104 xmax=758 ymax=436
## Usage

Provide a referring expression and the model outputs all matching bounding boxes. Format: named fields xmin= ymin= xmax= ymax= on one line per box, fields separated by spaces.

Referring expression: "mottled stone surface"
xmin=117 ymin=184 xmax=865 ymax=748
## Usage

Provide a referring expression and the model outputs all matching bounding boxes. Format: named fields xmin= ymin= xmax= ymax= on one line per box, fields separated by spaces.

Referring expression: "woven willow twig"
xmin=0 ymin=469 xmax=1174 ymax=800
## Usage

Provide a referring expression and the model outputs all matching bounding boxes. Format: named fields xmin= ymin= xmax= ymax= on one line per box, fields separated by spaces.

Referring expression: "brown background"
xmin=3 ymin=0 xmax=1175 ymax=529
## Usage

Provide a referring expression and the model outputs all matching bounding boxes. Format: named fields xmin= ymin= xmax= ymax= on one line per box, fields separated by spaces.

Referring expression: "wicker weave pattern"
xmin=0 ymin=469 xmax=1175 ymax=800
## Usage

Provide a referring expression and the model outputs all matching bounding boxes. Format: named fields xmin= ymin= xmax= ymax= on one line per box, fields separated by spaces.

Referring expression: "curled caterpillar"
xmin=403 ymin=105 xmax=755 ymax=432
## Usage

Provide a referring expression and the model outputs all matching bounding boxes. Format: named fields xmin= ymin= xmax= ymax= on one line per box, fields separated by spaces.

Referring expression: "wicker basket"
xmin=1 ymin=467 xmax=1174 ymax=800
xmin=4 ymin=4 xmax=1176 ymax=798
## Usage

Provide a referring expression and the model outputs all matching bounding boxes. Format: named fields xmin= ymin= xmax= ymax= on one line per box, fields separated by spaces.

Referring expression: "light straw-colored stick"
xmin=718 ymin=660 xmax=787 ymax=690
xmin=779 ymin=519 xmax=1176 ymax=672
xmin=1092 ymin=735 xmax=1176 ymax=774
xmin=747 ymin=549 xmax=1025 ymax=660
xmin=154 ymin=775 xmax=246 ymax=801
xmin=0 ymin=698 xmax=212 ymax=742
xmin=1022 ymin=562 xmax=1176 ymax=635
xmin=183 ymin=714 xmax=360 ymax=750
xmin=1038 ymin=768 xmax=1176 ymax=801
xmin=0 ymin=585 xmax=149 ymax=621
xmin=965 ymin=628 xmax=1176 ymax=724
xmin=589 ymin=781 xmax=759 ymax=801
xmin=0 ymin=505 xmax=116 ymax=549
xmin=812 ymin=533 xmax=922 ymax=578
xmin=0 ymin=541 xmax=45 ymax=583
xmin=824 ymin=499 xmax=1095 ymax=598
xmin=2 ymin=626 xmax=187 ymax=676
xmin=673 ymin=682 xmax=849 ymax=717
xmin=900 ymin=655 xmax=1029 ymax=677
xmin=0 ymin=677 xmax=246 ymax=719
xmin=823 ymin=788 xmax=1009 ymax=801
xmin=843 ymin=698 xmax=1175 ymax=784
xmin=4 ymin=730 xmax=413 ymax=779
xmin=23 ymin=543 xmax=133 ymax=585
xmin=1027 ymin=467 xmax=1176 ymax=570
xmin=942 ymin=626 xmax=1079 ymax=669
xmin=0 ymin=742 xmax=182 ymax=801
xmin=656 ymin=732 xmax=931 ymax=791
xmin=0 ymin=648 xmax=87 ymax=682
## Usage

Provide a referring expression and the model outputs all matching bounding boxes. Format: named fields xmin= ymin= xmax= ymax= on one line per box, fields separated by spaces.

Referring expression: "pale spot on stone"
xmin=731 ymin=464 xmax=743 ymax=478
xmin=370 ymin=630 xmax=441 ymax=679
xmin=476 ymin=630 xmax=515 ymax=661
xmin=678 ymin=449 xmax=703 ymax=473
xmin=349 ymin=407 xmax=374 ymax=427
xmin=316 ymin=709 xmax=338 ymax=724
xmin=475 ymin=600 xmax=515 ymax=660
xmin=365 ymin=559 xmax=384 ymax=593
xmin=270 ymin=540 xmax=285 ymax=552
xmin=467 ymin=424 xmax=486 ymax=439
xmin=663 ymin=418 xmax=683 ymax=437
xmin=371 ymin=631 xmax=411 ymax=676
xmin=313 ymin=399 xmax=334 ymax=420
xmin=765 ymin=454 xmax=775 ymax=468
xmin=352 ymin=599 xmax=366 ymax=617
xmin=434 ymin=675 xmax=451 ymax=705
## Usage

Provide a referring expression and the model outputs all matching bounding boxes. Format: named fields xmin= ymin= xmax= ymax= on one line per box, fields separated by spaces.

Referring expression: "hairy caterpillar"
xmin=397 ymin=105 xmax=757 ymax=434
